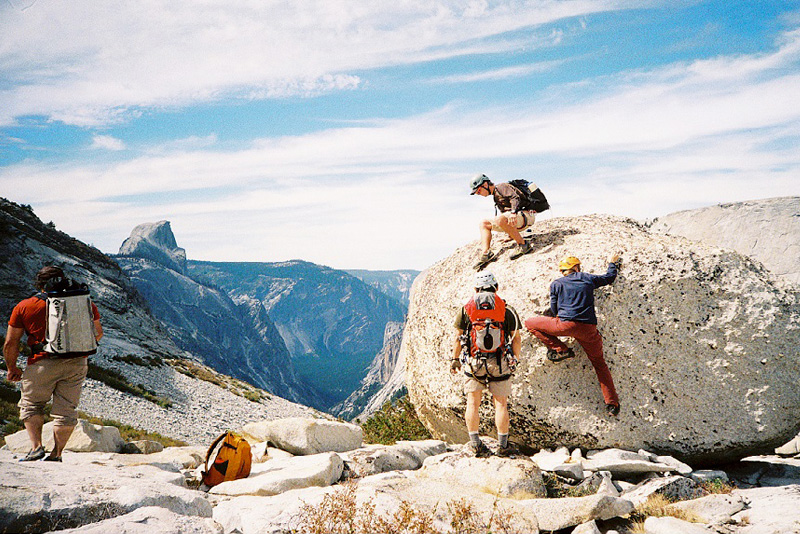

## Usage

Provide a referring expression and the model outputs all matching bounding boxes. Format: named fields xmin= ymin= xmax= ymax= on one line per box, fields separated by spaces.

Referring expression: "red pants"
xmin=524 ymin=316 xmax=619 ymax=406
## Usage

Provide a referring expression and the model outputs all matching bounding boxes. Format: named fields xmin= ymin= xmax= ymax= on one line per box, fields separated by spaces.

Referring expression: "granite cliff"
xmin=0 ymin=198 xmax=316 ymax=445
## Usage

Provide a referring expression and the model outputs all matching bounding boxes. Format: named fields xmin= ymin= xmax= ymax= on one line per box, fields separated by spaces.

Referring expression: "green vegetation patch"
xmin=77 ymin=412 xmax=187 ymax=447
xmin=361 ymin=395 xmax=432 ymax=445
xmin=167 ymin=358 xmax=270 ymax=403
xmin=87 ymin=363 xmax=172 ymax=408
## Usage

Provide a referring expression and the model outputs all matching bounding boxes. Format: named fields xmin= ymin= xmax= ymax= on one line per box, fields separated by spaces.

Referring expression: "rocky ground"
xmin=2 ymin=418 xmax=800 ymax=534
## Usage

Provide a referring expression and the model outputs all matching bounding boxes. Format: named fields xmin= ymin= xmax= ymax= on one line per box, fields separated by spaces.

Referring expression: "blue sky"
xmin=1 ymin=1 xmax=799 ymax=270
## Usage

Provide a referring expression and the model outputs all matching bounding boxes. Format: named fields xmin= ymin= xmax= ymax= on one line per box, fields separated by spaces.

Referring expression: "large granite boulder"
xmin=650 ymin=197 xmax=800 ymax=286
xmin=403 ymin=215 xmax=800 ymax=464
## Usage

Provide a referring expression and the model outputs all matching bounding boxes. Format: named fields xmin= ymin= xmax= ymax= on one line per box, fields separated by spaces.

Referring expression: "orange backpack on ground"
xmin=201 ymin=431 xmax=252 ymax=487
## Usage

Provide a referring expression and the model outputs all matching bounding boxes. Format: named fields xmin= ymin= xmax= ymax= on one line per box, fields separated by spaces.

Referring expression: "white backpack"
xmin=37 ymin=278 xmax=98 ymax=357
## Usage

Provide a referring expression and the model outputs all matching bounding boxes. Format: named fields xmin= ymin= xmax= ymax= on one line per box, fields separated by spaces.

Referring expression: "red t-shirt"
xmin=8 ymin=295 xmax=100 ymax=364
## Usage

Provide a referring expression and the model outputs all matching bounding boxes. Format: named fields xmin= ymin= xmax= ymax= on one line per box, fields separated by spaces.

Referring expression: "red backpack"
xmin=464 ymin=292 xmax=507 ymax=359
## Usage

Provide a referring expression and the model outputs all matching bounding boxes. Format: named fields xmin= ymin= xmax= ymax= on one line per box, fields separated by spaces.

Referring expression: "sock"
xmin=498 ymin=433 xmax=509 ymax=448
xmin=469 ymin=432 xmax=481 ymax=446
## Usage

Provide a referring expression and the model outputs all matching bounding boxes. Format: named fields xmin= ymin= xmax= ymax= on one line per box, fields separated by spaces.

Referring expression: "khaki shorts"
xmin=491 ymin=211 xmax=536 ymax=232
xmin=463 ymin=355 xmax=512 ymax=398
xmin=18 ymin=357 xmax=88 ymax=426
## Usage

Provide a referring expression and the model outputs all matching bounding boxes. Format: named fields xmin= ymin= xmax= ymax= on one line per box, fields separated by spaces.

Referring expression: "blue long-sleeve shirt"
xmin=550 ymin=263 xmax=618 ymax=324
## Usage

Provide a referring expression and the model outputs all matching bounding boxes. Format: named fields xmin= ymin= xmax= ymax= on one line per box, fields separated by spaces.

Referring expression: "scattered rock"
xmin=340 ymin=439 xmax=447 ymax=478
xmin=776 ymin=435 xmax=800 ymax=456
xmin=623 ymin=475 xmax=703 ymax=506
xmin=519 ymin=494 xmax=635 ymax=532
xmin=241 ymin=417 xmax=362 ymax=455
xmin=572 ymin=520 xmax=602 ymax=534
xmin=583 ymin=449 xmax=675 ymax=477
xmin=121 ymin=440 xmax=165 ymax=455
xmin=0 ymin=450 xmax=211 ymax=533
xmin=665 ymin=493 xmax=746 ymax=525
xmin=643 ymin=515 xmax=714 ymax=534
xmin=730 ymin=485 xmax=800 ymax=533
xmin=209 ymin=452 xmax=344 ymax=497
xmin=54 ymin=506 xmax=222 ymax=534
xmin=420 ymin=451 xmax=546 ymax=498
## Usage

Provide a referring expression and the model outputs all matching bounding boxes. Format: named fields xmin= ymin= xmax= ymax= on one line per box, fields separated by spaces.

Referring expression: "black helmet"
xmin=469 ymin=174 xmax=491 ymax=194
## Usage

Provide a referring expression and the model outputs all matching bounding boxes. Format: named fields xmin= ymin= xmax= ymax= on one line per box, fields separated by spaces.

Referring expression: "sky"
xmin=1 ymin=1 xmax=799 ymax=271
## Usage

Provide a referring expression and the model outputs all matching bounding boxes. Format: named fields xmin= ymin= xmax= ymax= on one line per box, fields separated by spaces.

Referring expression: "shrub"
xmin=700 ymin=478 xmax=736 ymax=494
xmin=361 ymin=395 xmax=432 ymax=445
xmin=290 ymin=483 xmax=531 ymax=534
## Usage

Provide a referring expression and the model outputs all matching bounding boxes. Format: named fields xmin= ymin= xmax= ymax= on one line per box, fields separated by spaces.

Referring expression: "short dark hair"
xmin=35 ymin=266 xmax=65 ymax=291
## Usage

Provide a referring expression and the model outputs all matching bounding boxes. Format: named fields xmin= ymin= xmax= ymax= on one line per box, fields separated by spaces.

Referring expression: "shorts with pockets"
xmin=18 ymin=357 xmax=88 ymax=426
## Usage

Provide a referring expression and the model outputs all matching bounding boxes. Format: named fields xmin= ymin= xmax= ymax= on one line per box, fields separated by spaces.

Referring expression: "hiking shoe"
xmin=495 ymin=444 xmax=519 ymax=457
xmin=547 ymin=348 xmax=575 ymax=362
xmin=467 ymin=440 xmax=492 ymax=458
xmin=19 ymin=446 xmax=46 ymax=462
xmin=473 ymin=251 xmax=496 ymax=270
xmin=606 ymin=403 xmax=620 ymax=417
xmin=43 ymin=455 xmax=62 ymax=462
xmin=509 ymin=241 xmax=533 ymax=260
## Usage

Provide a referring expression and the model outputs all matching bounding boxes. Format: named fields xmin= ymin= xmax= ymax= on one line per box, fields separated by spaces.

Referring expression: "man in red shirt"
xmin=4 ymin=266 xmax=103 ymax=462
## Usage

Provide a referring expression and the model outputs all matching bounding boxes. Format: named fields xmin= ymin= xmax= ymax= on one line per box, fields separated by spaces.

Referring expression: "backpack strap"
xmin=202 ymin=431 xmax=229 ymax=476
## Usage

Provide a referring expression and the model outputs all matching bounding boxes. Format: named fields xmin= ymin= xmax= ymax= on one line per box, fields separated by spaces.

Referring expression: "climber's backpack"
xmin=508 ymin=179 xmax=550 ymax=213
xmin=463 ymin=292 xmax=511 ymax=381
xmin=201 ymin=431 xmax=252 ymax=487
xmin=33 ymin=276 xmax=98 ymax=358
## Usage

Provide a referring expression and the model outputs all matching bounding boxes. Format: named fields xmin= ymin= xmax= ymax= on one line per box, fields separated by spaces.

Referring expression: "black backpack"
xmin=508 ymin=179 xmax=550 ymax=213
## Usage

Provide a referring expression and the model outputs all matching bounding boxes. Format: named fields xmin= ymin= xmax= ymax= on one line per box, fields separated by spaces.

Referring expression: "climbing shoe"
xmin=474 ymin=251 xmax=497 ymax=270
xmin=19 ymin=446 xmax=46 ymax=462
xmin=606 ymin=403 xmax=620 ymax=417
xmin=467 ymin=440 xmax=492 ymax=458
xmin=509 ymin=241 xmax=533 ymax=260
xmin=43 ymin=455 xmax=62 ymax=462
xmin=547 ymin=348 xmax=575 ymax=362
xmin=495 ymin=444 xmax=519 ymax=457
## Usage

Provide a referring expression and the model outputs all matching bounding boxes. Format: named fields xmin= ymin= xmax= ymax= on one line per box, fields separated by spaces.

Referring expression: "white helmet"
xmin=475 ymin=271 xmax=498 ymax=290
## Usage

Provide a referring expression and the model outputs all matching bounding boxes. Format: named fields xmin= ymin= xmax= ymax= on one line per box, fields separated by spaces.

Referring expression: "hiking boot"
xmin=467 ymin=440 xmax=492 ymax=458
xmin=495 ymin=444 xmax=519 ymax=457
xmin=473 ymin=251 xmax=496 ymax=270
xmin=606 ymin=403 xmax=620 ymax=417
xmin=509 ymin=241 xmax=533 ymax=260
xmin=547 ymin=348 xmax=575 ymax=362
xmin=19 ymin=446 xmax=46 ymax=462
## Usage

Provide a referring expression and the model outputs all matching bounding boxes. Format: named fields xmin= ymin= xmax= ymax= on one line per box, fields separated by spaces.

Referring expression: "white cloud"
xmin=3 ymin=23 xmax=800 ymax=269
xmin=431 ymin=60 xmax=563 ymax=83
xmin=90 ymin=134 xmax=125 ymax=151
xmin=0 ymin=0 xmax=633 ymax=126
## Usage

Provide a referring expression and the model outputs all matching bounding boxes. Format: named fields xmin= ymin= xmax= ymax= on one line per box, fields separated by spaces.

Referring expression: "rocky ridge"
xmin=3 ymin=417 xmax=800 ymax=534
xmin=0 ymin=198 xmax=318 ymax=445
xmin=187 ymin=260 xmax=407 ymax=410
xmin=650 ymin=197 xmax=800 ymax=286
xmin=403 ymin=214 xmax=800 ymax=464
xmin=115 ymin=222 xmax=316 ymax=406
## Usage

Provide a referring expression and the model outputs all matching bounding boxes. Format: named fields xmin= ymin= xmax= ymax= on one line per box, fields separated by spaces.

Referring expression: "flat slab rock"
xmin=404 ymin=215 xmax=800 ymax=464
xmin=0 ymin=450 xmax=211 ymax=533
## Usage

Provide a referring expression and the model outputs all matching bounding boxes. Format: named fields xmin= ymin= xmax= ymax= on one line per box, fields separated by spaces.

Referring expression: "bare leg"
xmin=494 ymin=214 xmax=524 ymax=245
xmin=23 ymin=414 xmax=44 ymax=451
xmin=465 ymin=390 xmax=483 ymax=433
xmin=493 ymin=395 xmax=509 ymax=435
xmin=50 ymin=424 xmax=75 ymax=459
xmin=479 ymin=220 xmax=493 ymax=255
